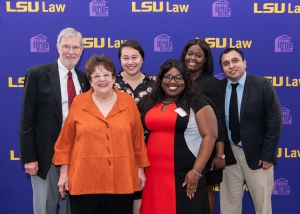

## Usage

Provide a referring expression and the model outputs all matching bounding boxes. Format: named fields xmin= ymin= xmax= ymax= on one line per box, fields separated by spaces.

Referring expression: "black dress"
xmin=194 ymin=74 xmax=229 ymax=186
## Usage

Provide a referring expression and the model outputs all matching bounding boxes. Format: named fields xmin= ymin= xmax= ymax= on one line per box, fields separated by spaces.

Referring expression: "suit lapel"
xmin=75 ymin=69 xmax=88 ymax=92
xmin=240 ymin=74 xmax=252 ymax=122
xmin=48 ymin=62 xmax=62 ymax=117
xmin=220 ymin=78 xmax=228 ymax=94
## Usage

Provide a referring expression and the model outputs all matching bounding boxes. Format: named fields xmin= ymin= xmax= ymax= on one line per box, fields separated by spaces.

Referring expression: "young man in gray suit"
xmin=219 ymin=48 xmax=282 ymax=214
xmin=19 ymin=27 xmax=89 ymax=214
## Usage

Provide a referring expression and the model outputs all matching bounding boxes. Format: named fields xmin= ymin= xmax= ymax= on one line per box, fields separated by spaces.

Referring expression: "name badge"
xmin=174 ymin=107 xmax=188 ymax=117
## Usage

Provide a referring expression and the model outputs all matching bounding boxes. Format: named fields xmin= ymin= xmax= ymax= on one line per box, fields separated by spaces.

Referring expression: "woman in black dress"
xmin=180 ymin=38 xmax=233 ymax=214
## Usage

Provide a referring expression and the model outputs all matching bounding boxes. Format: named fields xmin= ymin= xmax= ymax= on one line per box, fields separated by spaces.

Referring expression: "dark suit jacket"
xmin=19 ymin=61 xmax=90 ymax=179
xmin=220 ymin=73 xmax=282 ymax=170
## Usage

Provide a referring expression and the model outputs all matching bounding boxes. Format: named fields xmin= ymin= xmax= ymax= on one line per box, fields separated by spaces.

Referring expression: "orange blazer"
xmin=52 ymin=88 xmax=149 ymax=195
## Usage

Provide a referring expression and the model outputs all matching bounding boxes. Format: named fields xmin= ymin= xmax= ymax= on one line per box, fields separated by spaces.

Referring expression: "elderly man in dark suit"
xmin=219 ymin=48 xmax=282 ymax=214
xmin=19 ymin=27 xmax=89 ymax=214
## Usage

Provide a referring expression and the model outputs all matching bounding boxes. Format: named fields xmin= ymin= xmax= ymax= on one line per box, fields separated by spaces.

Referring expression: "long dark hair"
xmin=180 ymin=38 xmax=214 ymax=75
xmin=138 ymin=59 xmax=211 ymax=117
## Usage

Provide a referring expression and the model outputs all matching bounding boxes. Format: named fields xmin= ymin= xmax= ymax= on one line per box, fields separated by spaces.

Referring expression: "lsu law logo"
xmin=272 ymin=178 xmax=290 ymax=195
xmin=6 ymin=1 xmax=66 ymax=12
xmin=132 ymin=1 xmax=189 ymax=12
xmin=10 ymin=150 xmax=20 ymax=160
xmin=282 ymin=107 xmax=292 ymax=124
xmin=275 ymin=35 xmax=293 ymax=52
xmin=265 ymin=76 xmax=300 ymax=87
xmin=212 ymin=0 xmax=231 ymax=17
xmin=154 ymin=34 xmax=172 ymax=52
xmin=89 ymin=0 xmax=108 ymax=17
xmin=254 ymin=3 xmax=300 ymax=14
xmin=278 ymin=148 xmax=300 ymax=158
xmin=83 ymin=37 xmax=126 ymax=48
xmin=205 ymin=38 xmax=252 ymax=48
xmin=30 ymin=34 xmax=49 ymax=52
xmin=8 ymin=76 xmax=24 ymax=88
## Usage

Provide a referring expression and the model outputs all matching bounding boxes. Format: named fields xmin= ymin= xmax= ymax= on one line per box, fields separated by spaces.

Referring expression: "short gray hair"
xmin=57 ymin=27 xmax=83 ymax=46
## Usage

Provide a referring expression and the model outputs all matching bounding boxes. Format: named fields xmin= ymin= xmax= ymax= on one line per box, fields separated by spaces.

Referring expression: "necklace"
xmin=94 ymin=91 xmax=114 ymax=103
xmin=122 ymin=71 xmax=143 ymax=83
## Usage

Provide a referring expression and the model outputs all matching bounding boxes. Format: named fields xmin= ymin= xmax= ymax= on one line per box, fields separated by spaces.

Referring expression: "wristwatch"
xmin=216 ymin=154 xmax=225 ymax=159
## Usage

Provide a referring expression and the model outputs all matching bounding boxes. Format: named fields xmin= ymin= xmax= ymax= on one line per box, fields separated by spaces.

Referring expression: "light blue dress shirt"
xmin=224 ymin=72 xmax=247 ymax=146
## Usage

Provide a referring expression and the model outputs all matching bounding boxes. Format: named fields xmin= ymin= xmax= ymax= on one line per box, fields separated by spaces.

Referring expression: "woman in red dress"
xmin=138 ymin=59 xmax=217 ymax=214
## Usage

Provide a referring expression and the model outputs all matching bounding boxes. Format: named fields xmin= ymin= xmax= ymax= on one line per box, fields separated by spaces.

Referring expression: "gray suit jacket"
xmin=19 ymin=61 xmax=90 ymax=179
xmin=220 ymin=73 xmax=282 ymax=170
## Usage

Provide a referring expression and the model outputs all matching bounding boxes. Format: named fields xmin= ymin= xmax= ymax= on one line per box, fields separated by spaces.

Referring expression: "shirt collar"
xmin=57 ymin=59 xmax=75 ymax=78
xmin=226 ymin=71 xmax=247 ymax=89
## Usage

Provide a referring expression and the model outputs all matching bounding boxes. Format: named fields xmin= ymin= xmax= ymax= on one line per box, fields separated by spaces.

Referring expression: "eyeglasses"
xmin=61 ymin=45 xmax=82 ymax=52
xmin=91 ymin=73 xmax=112 ymax=80
xmin=163 ymin=74 xmax=184 ymax=82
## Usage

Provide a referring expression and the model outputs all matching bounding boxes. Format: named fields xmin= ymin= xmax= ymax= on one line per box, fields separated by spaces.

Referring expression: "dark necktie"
xmin=229 ymin=83 xmax=241 ymax=145
xmin=67 ymin=71 xmax=76 ymax=108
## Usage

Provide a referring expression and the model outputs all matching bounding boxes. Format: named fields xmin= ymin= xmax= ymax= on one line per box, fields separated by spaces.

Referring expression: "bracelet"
xmin=192 ymin=169 xmax=202 ymax=179
xmin=216 ymin=154 xmax=225 ymax=159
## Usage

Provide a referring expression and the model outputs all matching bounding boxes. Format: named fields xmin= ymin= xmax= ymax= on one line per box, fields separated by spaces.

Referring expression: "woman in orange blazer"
xmin=52 ymin=54 xmax=149 ymax=214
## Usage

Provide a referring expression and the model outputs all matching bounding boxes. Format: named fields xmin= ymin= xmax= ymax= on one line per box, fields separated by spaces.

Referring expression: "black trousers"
xmin=69 ymin=193 xmax=134 ymax=214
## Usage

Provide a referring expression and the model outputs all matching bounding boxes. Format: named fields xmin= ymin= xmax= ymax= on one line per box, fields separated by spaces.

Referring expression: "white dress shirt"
xmin=57 ymin=59 xmax=82 ymax=124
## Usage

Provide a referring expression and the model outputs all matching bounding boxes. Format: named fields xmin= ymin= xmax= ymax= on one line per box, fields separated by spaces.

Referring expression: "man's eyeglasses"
xmin=61 ymin=45 xmax=82 ymax=52
xmin=91 ymin=73 xmax=112 ymax=80
xmin=163 ymin=74 xmax=184 ymax=82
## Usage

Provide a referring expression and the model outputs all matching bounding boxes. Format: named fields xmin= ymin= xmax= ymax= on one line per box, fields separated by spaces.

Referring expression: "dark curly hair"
xmin=138 ymin=59 xmax=212 ymax=118
xmin=180 ymin=38 xmax=214 ymax=75
xmin=85 ymin=54 xmax=116 ymax=81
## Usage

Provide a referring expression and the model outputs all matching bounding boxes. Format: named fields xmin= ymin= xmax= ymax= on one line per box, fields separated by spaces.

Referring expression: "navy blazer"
xmin=220 ymin=73 xmax=282 ymax=170
xmin=19 ymin=61 xmax=90 ymax=179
